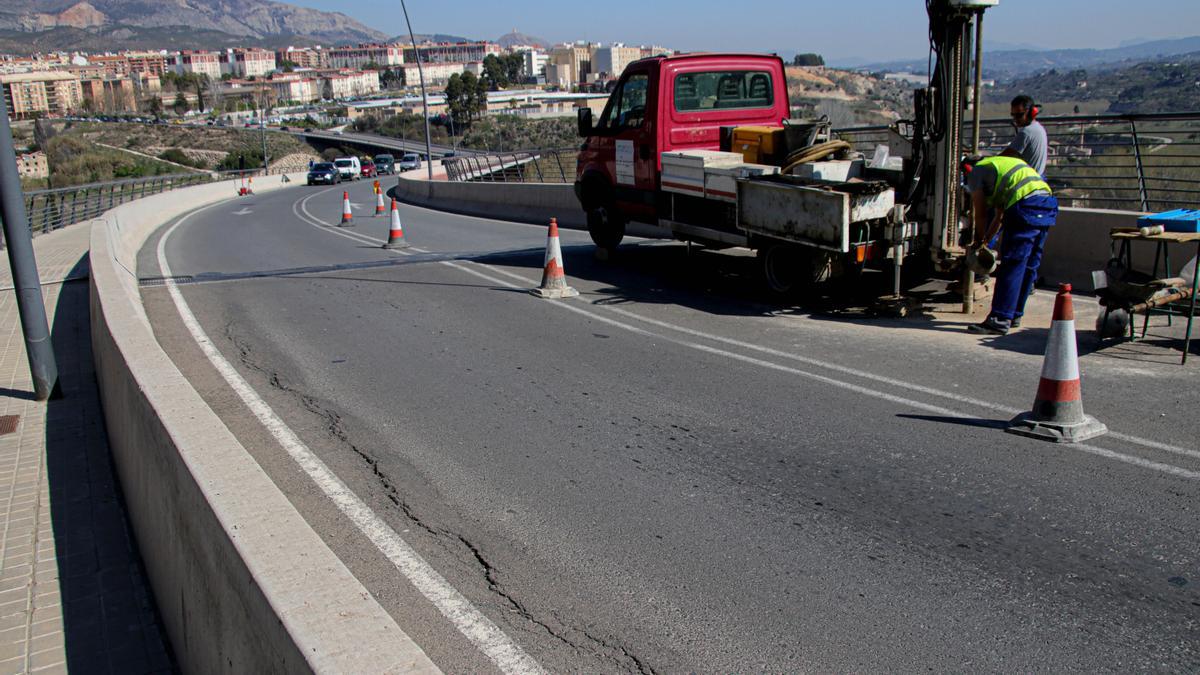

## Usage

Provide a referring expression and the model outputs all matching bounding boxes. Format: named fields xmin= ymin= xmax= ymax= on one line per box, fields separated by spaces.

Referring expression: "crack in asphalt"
xmin=224 ymin=323 xmax=656 ymax=673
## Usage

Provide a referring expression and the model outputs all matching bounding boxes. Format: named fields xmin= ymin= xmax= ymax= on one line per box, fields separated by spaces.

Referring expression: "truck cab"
xmin=576 ymin=53 xmax=790 ymax=248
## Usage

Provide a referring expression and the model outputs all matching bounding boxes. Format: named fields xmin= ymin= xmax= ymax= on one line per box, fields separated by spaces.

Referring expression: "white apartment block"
xmin=521 ymin=50 xmax=548 ymax=79
xmin=400 ymin=61 xmax=472 ymax=87
xmin=267 ymin=74 xmax=319 ymax=102
xmin=221 ymin=49 xmax=276 ymax=78
xmin=327 ymin=44 xmax=404 ymax=69
xmin=592 ymin=45 xmax=642 ymax=78
xmin=167 ymin=51 xmax=221 ymax=79
xmin=322 ymin=69 xmax=380 ymax=98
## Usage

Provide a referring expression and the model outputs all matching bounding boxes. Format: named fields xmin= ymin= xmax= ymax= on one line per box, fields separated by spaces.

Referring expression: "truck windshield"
xmin=674 ymin=71 xmax=774 ymax=111
xmin=599 ymin=73 xmax=649 ymax=131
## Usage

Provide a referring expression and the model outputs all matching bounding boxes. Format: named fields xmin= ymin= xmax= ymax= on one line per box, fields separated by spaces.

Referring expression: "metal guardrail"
xmin=443 ymin=149 xmax=579 ymax=184
xmin=837 ymin=111 xmax=1200 ymax=213
xmin=22 ymin=173 xmax=210 ymax=236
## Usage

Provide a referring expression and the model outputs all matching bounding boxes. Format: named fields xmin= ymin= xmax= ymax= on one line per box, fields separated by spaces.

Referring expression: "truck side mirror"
xmin=577 ymin=108 xmax=593 ymax=137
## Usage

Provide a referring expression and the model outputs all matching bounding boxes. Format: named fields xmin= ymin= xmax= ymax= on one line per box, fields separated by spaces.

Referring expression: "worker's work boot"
xmin=968 ymin=316 xmax=1010 ymax=335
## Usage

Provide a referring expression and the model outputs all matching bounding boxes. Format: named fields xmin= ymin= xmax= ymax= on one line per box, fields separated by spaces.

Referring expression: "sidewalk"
xmin=0 ymin=224 xmax=173 ymax=674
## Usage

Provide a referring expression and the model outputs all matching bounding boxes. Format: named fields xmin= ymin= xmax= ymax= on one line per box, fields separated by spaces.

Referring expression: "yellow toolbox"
xmin=731 ymin=126 xmax=787 ymax=164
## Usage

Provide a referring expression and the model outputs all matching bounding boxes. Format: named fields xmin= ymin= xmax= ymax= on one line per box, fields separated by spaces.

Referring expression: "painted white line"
xmin=158 ymin=200 xmax=545 ymax=675
xmin=290 ymin=191 xmax=1200 ymax=474
xmin=427 ymin=258 xmax=1200 ymax=481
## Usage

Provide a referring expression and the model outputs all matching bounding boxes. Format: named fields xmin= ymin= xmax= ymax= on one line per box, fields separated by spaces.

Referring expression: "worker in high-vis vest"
xmin=961 ymin=154 xmax=1057 ymax=335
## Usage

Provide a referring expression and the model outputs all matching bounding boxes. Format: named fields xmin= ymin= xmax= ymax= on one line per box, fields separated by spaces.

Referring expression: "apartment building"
xmin=402 ymin=42 xmax=499 ymax=64
xmin=275 ymin=47 xmax=326 ymax=70
xmin=521 ymin=50 xmax=549 ymax=79
xmin=548 ymin=43 xmax=595 ymax=84
xmin=266 ymin=73 xmax=320 ymax=102
xmin=0 ymin=71 xmax=82 ymax=119
xmin=399 ymin=61 xmax=473 ymax=87
xmin=88 ymin=54 xmax=130 ymax=75
xmin=327 ymin=43 xmax=404 ymax=69
xmin=17 ymin=151 xmax=49 ymax=179
xmin=592 ymin=45 xmax=642 ymax=78
xmin=320 ymin=70 xmax=381 ymax=98
xmin=220 ymin=48 xmax=276 ymax=78
xmin=125 ymin=51 xmax=168 ymax=76
xmin=167 ymin=51 xmax=222 ymax=79
xmin=79 ymin=75 xmax=138 ymax=112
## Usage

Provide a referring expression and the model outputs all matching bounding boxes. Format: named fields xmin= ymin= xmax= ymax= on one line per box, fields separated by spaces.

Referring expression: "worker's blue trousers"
xmin=990 ymin=194 xmax=1058 ymax=322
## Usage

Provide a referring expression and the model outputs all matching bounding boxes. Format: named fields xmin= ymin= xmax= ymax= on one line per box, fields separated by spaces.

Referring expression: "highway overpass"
xmin=68 ymin=169 xmax=1200 ymax=671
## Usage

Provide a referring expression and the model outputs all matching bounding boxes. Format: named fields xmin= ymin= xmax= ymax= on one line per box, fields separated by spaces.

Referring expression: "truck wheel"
xmin=758 ymin=244 xmax=829 ymax=298
xmin=587 ymin=204 xmax=625 ymax=251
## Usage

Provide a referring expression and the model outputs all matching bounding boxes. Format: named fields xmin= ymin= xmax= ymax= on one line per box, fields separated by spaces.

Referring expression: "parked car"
xmin=307 ymin=162 xmax=341 ymax=186
xmin=398 ymin=153 xmax=421 ymax=172
xmin=333 ymin=157 xmax=361 ymax=180
xmin=373 ymin=154 xmax=395 ymax=175
xmin=360 ymin=160 xmax=377 ymax=178
xmin=280 ymin=125 xmax=290 ymax=132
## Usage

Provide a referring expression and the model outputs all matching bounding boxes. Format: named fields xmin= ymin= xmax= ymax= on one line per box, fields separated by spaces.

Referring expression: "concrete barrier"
xmin=89 ymin=176 xmax=439 ymax=674
xmin=391 ymin=171 xmax=663 ymax=238
xmin=394 ymin=175 xmax=1178 ymax=293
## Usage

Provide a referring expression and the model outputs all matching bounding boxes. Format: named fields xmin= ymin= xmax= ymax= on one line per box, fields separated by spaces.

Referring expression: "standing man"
xmin=1001 ymin=95 xmax=1048 ymax=177
xmin=962 ymin=155 xmax=1058 ymax=335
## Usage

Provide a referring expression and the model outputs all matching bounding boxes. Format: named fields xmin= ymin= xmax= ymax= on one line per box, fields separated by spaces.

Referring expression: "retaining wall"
xmin=89 ymin=176 xmax=438 ymax=673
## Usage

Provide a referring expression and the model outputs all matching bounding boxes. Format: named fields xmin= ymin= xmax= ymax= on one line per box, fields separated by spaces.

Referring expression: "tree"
xmin=145 ymin=95 xmax=162 ymax=118
xmin=444 ymin=73 xmax=469 ymax=123
xmin=173 ymin=92 xmax=189 ymax=115
xmin=482 ymin=54 xmax=507 ymax=90
xmin=792 ymin=53 xmax=825 ymax=67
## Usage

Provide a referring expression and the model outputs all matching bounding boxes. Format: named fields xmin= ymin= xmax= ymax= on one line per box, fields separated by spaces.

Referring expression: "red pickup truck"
xmin=575 ymin=53 xmax=790 ymax=249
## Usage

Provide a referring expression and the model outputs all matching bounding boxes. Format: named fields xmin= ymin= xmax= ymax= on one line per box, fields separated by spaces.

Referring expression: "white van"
xmin=333 ymin=157 xmax=361 ymax=180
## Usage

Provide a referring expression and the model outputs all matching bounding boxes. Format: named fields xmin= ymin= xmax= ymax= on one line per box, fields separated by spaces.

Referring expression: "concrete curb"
xmin=89 ymin=175 xmax=440 ymax=673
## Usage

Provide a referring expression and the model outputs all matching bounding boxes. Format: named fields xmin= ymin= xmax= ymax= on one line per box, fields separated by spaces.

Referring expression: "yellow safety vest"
xmin=976 ymin=156 xmax=1051 ymax=210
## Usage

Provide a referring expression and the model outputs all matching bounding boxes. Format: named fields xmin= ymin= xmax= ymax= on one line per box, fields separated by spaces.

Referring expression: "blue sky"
xmin=288 ymin=0 xmax=1200 ymax=62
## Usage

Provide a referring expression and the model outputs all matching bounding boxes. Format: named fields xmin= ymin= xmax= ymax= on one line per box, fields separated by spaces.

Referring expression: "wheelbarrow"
xmin=1095 ymin=259 xmax=1194 ymax=339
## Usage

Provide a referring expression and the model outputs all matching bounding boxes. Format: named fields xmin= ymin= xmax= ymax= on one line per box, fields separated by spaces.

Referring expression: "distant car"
xmin=333 ymin=129 xmax=344 ymax=135
xmin=333 ymin=157 xmax=361 ymax=180
xmin=307 ymin=162 xmax=341 ymax=186
xmin=303 ymin=127 xmax=313 ymax=132
xmin=398 ymin=153 xmax=421 ymax=172
xmin=360 ymin=160 xmax=376 ymax=178
xmin=441 ymin=151 xmax=457 ymax=158
xmin=245 ymin=122 xmax=253 ymax=128
xmin=373 ymin=154 xmax=395 ymax=175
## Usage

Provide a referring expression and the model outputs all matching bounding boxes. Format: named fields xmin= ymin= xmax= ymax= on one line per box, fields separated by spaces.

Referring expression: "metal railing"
xmin=443 ymin=148 xmax=579 ymax=184
xmin=22 ymin=173 xmax=212 ymax=236
xmin=837 ymin=111 xmax=1200 ymax=213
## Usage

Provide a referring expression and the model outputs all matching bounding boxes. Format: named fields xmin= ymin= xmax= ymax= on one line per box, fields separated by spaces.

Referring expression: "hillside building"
xmin=402 ymin=42 xmax=500 ymax=65
xmin=276 ymin=47 xmax=326 ymax=70
xmin=79 ymin=75 xmax=138 ymax=112
xmin=17 ymin=151 xmax=49 ymax=179
xmin=220 ymin=48 xmax=276 ymax=78
xmin=0 ymin=71 xmax=82 ymax=119
xmin=327 ymin=44 xmax=404 ymax=69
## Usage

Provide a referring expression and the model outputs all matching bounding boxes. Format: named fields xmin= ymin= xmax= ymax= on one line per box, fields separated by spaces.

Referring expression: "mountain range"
xmin=831 ymin=35 xmax=1200 ymax=79
xmin=0 ymin=0 xmax=388 ymax=52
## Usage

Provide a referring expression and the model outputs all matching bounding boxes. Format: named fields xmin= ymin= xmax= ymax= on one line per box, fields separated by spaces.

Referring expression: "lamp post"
xmin=400 ymin=0 xmax=434 ymax=180
xmin=259 ymin=85 xmax=269 ymax=174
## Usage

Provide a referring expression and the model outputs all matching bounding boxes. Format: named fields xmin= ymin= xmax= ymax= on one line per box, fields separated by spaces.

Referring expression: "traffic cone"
xmin=237 ymin=172 xmax=247 ymax=196
xmin=1006 ymin=284 xmax=1107 ymax=443
xmin=245 ymin=175 xmax=254 ymax=195
xmin=374 ymin=188 xmax=386 ymax=217
xmin=339 ymin=191 xmax=352 ymax=226
xmin=531 ymin=218 xmax=578 ymax=299
xmin=383 ymin=200 xmax=408 ymax=249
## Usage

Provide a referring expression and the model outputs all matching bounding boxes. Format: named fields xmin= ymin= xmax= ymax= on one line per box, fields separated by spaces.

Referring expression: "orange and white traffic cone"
xmin=374 ymin=188 xmax=386 ymax=217
xmin=245 ymin=175 xmax=254 ymax=195
xmin=1006 ymin=283 xmax=1107 ymax=443
xmin=531 ymin=218 xmax=578 ymax=299
xmin=383 ymin=199 xmax=408 ymax=249
xmin=237 ymin=172 xmax=247 ymax=196
xmin=339 ymin=191 xmax=353 ymax=226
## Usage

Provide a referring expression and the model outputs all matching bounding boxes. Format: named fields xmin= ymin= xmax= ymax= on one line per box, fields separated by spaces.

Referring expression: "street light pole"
xmin=0 ymin=94 xmax=59 ymax=400
xmin=260 ymin=86 xmax=268 ymax=174
xmin=400 ymin=0 xmax=434 ymax=180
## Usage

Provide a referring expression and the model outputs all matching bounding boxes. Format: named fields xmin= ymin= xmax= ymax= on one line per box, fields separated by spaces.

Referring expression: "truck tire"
xmin=587 ymin=203 xmax=625 ymax=251
xmin=758 ymin=243 xmax=830 ymax=298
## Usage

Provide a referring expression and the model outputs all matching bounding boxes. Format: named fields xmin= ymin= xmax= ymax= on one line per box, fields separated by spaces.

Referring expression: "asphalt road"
xmin=138 ymin=179 xmax=1200 ymax=672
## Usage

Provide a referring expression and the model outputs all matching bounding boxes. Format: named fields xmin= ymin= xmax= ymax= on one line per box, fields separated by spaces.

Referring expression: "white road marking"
xmin=232 ymin=207 xmax=253 ymax=216
xmin=158 ymin=196 xmax=545 ymax=675
xmin=292 ymin=192 xmax=1200 ymax=477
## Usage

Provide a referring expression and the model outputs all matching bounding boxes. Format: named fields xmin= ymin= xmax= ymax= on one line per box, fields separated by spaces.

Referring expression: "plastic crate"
xmin=1138 ymin=209 xmax=1200 ymax=233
